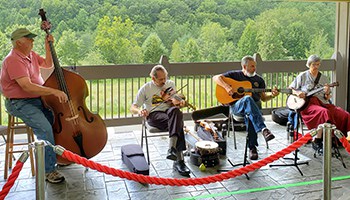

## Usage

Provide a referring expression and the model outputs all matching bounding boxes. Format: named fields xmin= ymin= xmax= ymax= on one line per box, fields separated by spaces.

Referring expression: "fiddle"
xmin=161 ymin=86 xmax=196 ymax=111
xmin=199 ymin=121 xmax=219 ymax=140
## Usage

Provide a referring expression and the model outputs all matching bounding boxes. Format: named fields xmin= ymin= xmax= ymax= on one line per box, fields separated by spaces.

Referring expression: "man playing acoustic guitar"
xmin=289 ymin=55 xmax=350 ymax=153
xmin=213 ymin=55 xmax=279 ymax=160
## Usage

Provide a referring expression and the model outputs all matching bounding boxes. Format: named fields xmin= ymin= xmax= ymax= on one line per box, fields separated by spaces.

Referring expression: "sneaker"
xmin=45 ymin=170 xmax=65 ymax=184
xmin=262 ymin=128 xmax=275 ymax=142
xmin=249 ymin=146 xmax=258 ymax=160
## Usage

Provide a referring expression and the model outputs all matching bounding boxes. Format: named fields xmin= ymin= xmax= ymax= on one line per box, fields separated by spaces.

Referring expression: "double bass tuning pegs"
xmin=38 ymin=9 xmax=52 ymax=31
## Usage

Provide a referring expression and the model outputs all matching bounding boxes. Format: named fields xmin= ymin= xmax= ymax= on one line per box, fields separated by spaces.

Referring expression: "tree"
xmin=256 ymin=19 xmax=285 ymax=60
xmin=0 ymin=31 xmax=11 ymax=64
xmin=183 ymin=38 xmax=201 ymax=62
xmin=198 ymin=22 xmax=227 ymax=61
xmin=56 ymin=29 xmax=83 ymax=66
xmin=217 ymin=42 xmax=236 ymax=61
xmin=235 ymin=19 xmax=258 ymax=59
xmin=170 ymin=40 xmax=182 ymax=62
xmin=80 ymin=50 xmax=108 ymax=65
xmin=94 ymin=16 xmax=143 ymax=64
xmin=142 ymin=33 xmax=168 ymax=63
xmin=228 ymin=20 xmax=245 ymax=45
xmin=306 ymin=30 xmax=333 ymax=59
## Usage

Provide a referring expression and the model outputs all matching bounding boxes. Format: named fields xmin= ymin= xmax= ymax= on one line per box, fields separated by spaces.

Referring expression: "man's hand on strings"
xmin=271 ymin=86 xmax=279 ymax=97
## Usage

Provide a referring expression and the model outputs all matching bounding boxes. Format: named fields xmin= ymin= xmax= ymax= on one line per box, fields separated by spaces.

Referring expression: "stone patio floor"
xmin=1 ymin=115 xmax=350 ymax=200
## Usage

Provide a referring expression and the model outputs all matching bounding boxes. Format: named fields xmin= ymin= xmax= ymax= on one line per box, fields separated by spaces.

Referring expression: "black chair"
xmin=228 ymin=114 xmax=246 ymax=149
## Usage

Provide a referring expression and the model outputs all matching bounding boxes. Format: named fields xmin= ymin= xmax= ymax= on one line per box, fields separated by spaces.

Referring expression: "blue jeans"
xmin=230 ymin=96 xmax=266 ymax=149
xmin=288 ymin=111 xmax=299 ymax=130
xmin=5 ymin=98 xmax=56 ymax=173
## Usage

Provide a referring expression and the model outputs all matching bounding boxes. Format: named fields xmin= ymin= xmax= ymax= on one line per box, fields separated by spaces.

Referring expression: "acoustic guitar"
xmin=216 ymin=77 xmax=292 ymax=104
xmin=286 ymin=81 xmax=339 ymax=111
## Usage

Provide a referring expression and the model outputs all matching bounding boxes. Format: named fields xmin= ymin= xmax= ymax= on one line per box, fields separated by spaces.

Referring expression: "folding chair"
xmin=228 ymin=114 xmax=246 ymax=149
xmin=140 ymin=118 xmax=169 ymax=165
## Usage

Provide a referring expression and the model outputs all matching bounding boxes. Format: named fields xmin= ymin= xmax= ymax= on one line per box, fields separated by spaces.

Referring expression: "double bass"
xmin=39 ymin=9 xmax=108 ymax=164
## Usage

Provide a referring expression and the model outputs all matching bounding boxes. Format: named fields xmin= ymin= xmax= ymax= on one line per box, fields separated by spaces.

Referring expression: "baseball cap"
xmin=10 ymin=28 xmax=37 ymax=41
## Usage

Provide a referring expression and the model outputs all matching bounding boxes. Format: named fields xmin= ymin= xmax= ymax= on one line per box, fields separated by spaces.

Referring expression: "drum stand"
xmin=269 ymin=111 xmax=308 ymax=176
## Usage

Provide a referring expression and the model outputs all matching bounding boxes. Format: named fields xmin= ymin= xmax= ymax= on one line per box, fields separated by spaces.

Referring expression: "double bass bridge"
xmin=65 ymin=114 xmax=79 ymax=121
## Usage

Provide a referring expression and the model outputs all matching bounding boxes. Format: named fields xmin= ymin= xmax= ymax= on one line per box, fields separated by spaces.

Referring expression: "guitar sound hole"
xmin=237 ymin=87 xmax=245 ymax=94
xmin=232 ymin=93 xmax=244 ymax=99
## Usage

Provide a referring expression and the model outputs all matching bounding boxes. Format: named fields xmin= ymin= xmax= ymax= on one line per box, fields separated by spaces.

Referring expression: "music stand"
xmin=217 ymin=118 xmax=254 ymax=180
xmin=269 ymin=110 xmax=309 ymax=176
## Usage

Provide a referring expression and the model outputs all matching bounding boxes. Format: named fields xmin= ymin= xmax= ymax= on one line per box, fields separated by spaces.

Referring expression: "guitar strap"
xmin=312 ymin=72 xmax=322 ymax=90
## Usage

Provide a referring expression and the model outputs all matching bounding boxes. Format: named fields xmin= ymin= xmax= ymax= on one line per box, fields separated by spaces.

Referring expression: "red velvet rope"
xmin=338 ymin=136 xmax=350 ymax=153
xmin=61 ymin=133 xmax=312 ymax=186
xmin=0 ymin=160 xmax=25 ymax=200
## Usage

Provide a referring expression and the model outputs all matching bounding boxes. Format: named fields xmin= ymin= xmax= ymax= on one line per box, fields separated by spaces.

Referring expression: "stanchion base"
xmin=217 ymin=158 xmax=250 ymax=180
xmin=269 ymin=155 xmax=309 ymax=176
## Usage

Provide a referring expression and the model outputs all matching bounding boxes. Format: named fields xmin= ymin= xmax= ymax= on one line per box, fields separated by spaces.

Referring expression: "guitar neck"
xmin=244 ymin=88 xmax=270 ymax=92
xmin=306 ymin=87 xmax=324 ymax=97
xmin=305 ymin=82 xmax=338 ymax=97
xmin=245 ymin=88 xmax=291 ymax=93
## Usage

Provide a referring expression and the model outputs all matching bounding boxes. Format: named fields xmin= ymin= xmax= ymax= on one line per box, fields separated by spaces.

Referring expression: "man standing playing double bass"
xmin=0 ymin=22 xmax=68 ymax=184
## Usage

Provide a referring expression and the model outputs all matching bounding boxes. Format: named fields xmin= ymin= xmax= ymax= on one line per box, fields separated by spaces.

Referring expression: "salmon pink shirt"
xmin=1 ymin=49 xmax=48 ymax=98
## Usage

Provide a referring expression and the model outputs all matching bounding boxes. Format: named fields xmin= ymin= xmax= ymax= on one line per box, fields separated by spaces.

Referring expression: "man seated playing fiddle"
xmin=130 ymin=65 xmax=190 ymax=176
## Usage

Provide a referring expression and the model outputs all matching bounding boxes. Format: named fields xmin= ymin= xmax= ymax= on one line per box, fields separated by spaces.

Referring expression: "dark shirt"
xmin=222 ymin=70 xmax=266 ymax=103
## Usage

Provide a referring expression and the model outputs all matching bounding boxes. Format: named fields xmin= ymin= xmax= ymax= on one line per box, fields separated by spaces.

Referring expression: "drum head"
xmin=195 ymin=141 xmax=218 ymax=150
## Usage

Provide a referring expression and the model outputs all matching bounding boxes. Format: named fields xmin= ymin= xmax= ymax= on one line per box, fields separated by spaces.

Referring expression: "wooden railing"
xmin=0 ymin=53 xmax=336 ymax=126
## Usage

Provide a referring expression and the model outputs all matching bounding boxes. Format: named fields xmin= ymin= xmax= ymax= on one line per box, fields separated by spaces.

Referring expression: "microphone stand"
xmin=269 ymin=110 xmax=309 ymax=176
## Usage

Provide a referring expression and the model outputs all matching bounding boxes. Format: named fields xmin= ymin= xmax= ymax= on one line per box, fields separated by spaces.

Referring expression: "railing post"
xmin=323 ymin=123 xmax=332 ymax=200
xmin=35 ymin=141 xmax=45 ymax=200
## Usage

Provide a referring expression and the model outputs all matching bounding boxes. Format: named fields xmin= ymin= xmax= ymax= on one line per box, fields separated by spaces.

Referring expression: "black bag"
xmin=121 ymin=144 xmax=149 ymax=175
xmin=271 ymin=107 xmax=290 ymax=126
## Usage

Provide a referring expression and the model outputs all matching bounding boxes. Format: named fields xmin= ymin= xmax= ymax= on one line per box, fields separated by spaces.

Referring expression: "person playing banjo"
xmin=288 ymin=54 xmax=350 ymax=153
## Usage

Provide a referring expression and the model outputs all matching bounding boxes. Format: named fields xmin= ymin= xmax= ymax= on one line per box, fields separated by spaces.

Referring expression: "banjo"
xmin=286 ymin=81 xmax=339 ymax=111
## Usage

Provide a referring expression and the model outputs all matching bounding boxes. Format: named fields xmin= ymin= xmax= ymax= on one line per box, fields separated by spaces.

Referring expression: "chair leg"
xmin=4 ymin=115 xmax=14 ymax=179
xmin=141 ymin=121 xmax=145 ymax=148
xmin=145 ymin=129 xmax=150 ymax=165
xmin=332 ymin=139 xmax=346 ymax=168
xmin=229 ymin=116 xmax=237 ymax=150
xmin=227 ymin=116 xmax=231 ymax=138
xmin=27 ymin=128 xmax=35 ymax=177
xmin=4 ymin=129 xmax=11 ymax=179
xmin=265 ymin=139 xmax=269 ymax=149
xmin=8 ymin=123 xmax=15 ymax=170
xmin=243 ymin=136 xmax=249 ymax=167
xmin=141 ymin=119 xmax=150 ymax=165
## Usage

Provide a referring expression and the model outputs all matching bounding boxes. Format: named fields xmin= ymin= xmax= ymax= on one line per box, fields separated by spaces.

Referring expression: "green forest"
xmin=0 ymin=0 xmax=335 ymax=66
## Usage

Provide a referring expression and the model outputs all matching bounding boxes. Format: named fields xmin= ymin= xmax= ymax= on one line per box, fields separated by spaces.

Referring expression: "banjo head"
xmin=195 ymin=141 xmax=219 ymax=149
